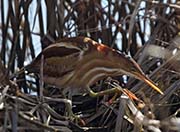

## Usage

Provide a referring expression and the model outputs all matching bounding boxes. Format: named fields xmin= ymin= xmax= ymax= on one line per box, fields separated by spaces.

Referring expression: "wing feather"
xmin=41 ymin=42 xmax=81 ymax=58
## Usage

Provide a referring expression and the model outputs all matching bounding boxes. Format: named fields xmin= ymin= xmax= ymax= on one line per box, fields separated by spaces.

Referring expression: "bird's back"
xmin=27 ymin=37 xmax=110 ymax=89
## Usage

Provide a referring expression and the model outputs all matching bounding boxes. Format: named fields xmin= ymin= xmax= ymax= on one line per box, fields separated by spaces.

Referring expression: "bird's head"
xmin=100 ymin=47 xmax=164 ymax=95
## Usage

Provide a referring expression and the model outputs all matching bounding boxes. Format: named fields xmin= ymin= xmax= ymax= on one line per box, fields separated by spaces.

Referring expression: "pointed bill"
xmin=134 ymin=73 xmax=164 ymax=95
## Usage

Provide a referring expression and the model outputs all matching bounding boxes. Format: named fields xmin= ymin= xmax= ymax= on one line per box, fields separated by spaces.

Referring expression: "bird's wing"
xmin=42 ymin=42 xmax=82 ymax=59
xmin=39 ymin=42 xmax=84 ymax=77
xmin=26 ymin=37 xmax=92 ymax=75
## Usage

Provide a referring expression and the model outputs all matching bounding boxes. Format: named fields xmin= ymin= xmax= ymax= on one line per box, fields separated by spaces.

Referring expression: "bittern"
xmin=21 ymin=36 xmax=163 ymax=96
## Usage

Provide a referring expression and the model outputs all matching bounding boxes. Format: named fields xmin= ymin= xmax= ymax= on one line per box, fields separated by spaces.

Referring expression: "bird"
xmin=20 ymin=36 xmax=163 ymax=96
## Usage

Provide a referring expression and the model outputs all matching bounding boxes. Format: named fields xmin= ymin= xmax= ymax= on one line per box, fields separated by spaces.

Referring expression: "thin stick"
xmin=39 ymin=55 xmax=44 ymax=101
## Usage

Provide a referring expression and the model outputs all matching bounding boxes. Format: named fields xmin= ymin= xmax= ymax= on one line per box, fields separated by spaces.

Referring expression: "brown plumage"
xmin=23 ymin=36 xmax=163 ymax=96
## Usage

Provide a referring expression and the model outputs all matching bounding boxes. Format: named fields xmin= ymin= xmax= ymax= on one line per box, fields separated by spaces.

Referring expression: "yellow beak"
xmin=134 ymin=73 xmax=164 ymax=95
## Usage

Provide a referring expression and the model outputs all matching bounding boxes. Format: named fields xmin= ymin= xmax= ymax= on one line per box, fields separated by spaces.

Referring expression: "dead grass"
xmin=0 ymin=0 xmax=180 ymax=131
